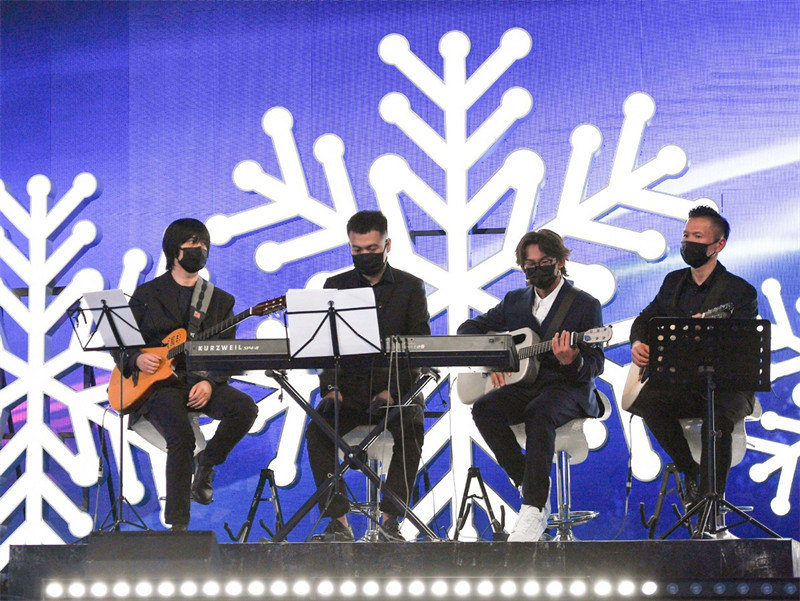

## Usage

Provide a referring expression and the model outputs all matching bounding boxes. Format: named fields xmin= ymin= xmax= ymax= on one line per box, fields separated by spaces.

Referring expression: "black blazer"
xmin=318 ymin=264 xmax=431 ymax=405
xmin=122 ymin=271 xmax=237 ymax=387
xmin=457 ymin=280 xmax=604 ymax=417
xmin=629 ymin=262 xmax=758 ymax=345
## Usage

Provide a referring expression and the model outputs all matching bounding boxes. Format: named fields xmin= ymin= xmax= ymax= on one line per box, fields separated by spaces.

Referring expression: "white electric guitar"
xmin=456 ymin=325 xmax=613 ymax=405
xmin=620 ymin=302 xmax=734 ymax=411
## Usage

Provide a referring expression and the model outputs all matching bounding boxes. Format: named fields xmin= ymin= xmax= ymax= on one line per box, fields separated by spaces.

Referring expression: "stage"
xmin=6 ymin=534 xmax=799 ymax=600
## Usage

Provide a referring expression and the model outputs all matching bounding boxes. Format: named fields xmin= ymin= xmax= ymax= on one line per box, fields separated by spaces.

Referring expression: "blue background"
xmin=1 ymin=0 xmax=798 ymax=544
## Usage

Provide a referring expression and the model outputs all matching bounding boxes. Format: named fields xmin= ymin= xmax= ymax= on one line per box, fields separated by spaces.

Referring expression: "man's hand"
xmin=323 ymin=389 xmax=344 ymax=404
xmin=187 ymin=380 xmax=212 ymax=409
xmin=552 ymin=331 xmax=578 ymax=365
xmin=490 ymin=372 xmax=512 ymax=388
xmin=631 ymin=340 xmax=650 ymax=368
xmin=371 ymin=390 xmax=394 ymax=406
xmin=135 ymin=352 xmax=162 ymax=375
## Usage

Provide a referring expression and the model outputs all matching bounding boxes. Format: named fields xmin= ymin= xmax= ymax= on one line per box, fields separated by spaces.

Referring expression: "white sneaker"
xmin=508 ymin=505 xmax=548 ymax=542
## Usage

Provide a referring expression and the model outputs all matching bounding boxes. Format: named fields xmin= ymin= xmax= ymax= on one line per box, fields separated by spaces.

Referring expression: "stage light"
xmin=500 ymin=580 xmax=517 ymax=597
xmin=477 ymin=580 xmax=494 ymax=596
xmin=618 ymin=580 xmax=635 ymax=596
xmin=340 ymin=580 xmax=357 ymax=597
xmin=642 ymin=581 xmax=658 ymax=596
xmin=317 ymin=580 xmax=334 ymax=597
xmin=385 ymin=580 xmax=402 ymax=596
xmin=134 ymin=581 xmax=153 ymax=597
xmin=362 ymin=581 xmax=380 ymax=597
xmin=785 ymin=582 xmax=799 ymax=596
xmin=760 ymin=583 xmax=774 ymax=595
xmin=431 ymin=580 xmax=448 ymax=597
xmin=157 ymin=581 xmax=176 ymax=598
xmin=523 ymin=580 xmax=541 ymax=596
xmin=408 ymin=580 xmax=425 ymax=596
xmin=246 ymin=580 xmax=265 ymax=596
xmin=89 ymin=582 xmax=108 ymax=598
xmin=179 ymin=581 xmax=198 ymax=597
xmin=45 ymin=582 xmax=64 ymax=598
xmin=689 ymin=582 xmax=702 ymax=595
xmin=202 ymin=581 xmax=220 ymax=597
xmin=68 ymin=582 xmax=87 ymax=598
xmin=270 ymin=580 xmax=288 ymax=596
xmin=224 ymin=581 xmax=243 ymax=597
xmin=666 ymin=583 xmax=679 ymax=595
xmin=453 ymin=580 xmax=471 ymax=597
xmin=292 ymin=580 xmax=311 ymax=596
xmin=112 ymin=582 xmax=130 ymax=598
xmin=736 ymin=583 xmax=750 ymax=595
xmin=569 ymin=581 xmax=586 ymax=596
xmin=594 ymin=581 xmax=612 ymax=597
xmin=546 ymin=581 xmax=563 ymax=597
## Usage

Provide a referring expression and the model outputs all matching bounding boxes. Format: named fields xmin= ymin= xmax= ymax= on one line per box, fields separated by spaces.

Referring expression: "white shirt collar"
xmin=532 ymin=276 xmax=565 ymax=323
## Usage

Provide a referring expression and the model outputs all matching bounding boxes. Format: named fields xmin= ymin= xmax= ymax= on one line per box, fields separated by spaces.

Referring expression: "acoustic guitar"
xmin=620 ymin=302 xmax=734 ymax=411
xmin=108 ymin=296 xmax=286 ymax=414
xmin=456 ymin=325 xmax=612 ymax=404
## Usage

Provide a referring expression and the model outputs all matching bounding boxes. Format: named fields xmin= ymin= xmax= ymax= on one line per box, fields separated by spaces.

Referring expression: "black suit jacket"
xmin=319 ymin=264 xmax=431 ymax=406
xmin=457 ymin=280 xmax=605 ymax=417
xmin=122 ymin=271 xmax=237 ymax=388
xmin=629 ymin=262 xmax=758 ymax=345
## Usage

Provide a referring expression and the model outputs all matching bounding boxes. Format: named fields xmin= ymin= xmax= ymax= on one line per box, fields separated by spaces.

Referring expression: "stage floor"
xmin=5 ymin=535 xmax=799 ymax=600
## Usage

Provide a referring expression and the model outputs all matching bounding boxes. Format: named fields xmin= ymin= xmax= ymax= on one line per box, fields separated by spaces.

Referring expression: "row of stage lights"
xmin=41 ymin=577 xmax=800 ymax=600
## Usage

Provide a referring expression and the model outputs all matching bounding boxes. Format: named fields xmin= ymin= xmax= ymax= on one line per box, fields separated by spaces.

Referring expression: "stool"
xmin=341 ymin=425 xmax=394 ymax=542
xmin=510 ymin=390 xmax=612 ymax=541
xmin=129 ymin=412 xmax=206 ymax=456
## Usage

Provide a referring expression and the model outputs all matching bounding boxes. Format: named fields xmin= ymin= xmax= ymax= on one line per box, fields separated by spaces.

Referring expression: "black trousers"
xmin=629 ymin=384 xmax=752 ymax=495
xmin=142 ymin=382 xmax=258 ymax=525
xmin=471 ymin=383 xmax=585 ymax=509
xmin=305 ymin=398 xmax=425 ymax=519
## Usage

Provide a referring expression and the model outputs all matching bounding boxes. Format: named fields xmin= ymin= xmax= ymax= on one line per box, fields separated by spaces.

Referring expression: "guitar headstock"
xmin=252 ymin=296 xmax=287 ymax=317
xmin=580 ymin=325 xmax=613 ymax=346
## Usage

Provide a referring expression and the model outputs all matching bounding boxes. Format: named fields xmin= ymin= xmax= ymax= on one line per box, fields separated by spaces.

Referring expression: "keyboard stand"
xmin=267 ymin=369 xmax=441 ymax=542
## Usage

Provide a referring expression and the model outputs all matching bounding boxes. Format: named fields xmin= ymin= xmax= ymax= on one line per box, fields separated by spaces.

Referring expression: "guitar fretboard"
xmin=166 ymin=308 xmax=252 ymax=360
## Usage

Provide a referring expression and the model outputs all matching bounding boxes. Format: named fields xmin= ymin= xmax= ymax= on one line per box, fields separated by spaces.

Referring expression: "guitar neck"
xmin=518 ymin=337 xmax=559 ymax=360
xmin=166 ymin=308 xmax=252 ymax=359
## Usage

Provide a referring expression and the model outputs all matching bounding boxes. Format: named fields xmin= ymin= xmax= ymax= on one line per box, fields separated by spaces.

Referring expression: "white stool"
xmin=341 ymin=425 xmax=394 ymax=542
xmin=510 ymin=390 xmax=612 ymax=541
xmin=130 ymin=412 xmax=206 ymax=456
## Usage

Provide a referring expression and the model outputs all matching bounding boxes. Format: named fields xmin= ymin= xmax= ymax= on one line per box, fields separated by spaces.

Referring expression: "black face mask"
xmin=525 ymin=263 xmax=559 ymax=289
xmin=178 ymin=246 xmax=208 ymax=273
xmin=353 ymin=249 xmax=387 ymax=277
xmin=680 ymin=240 xmax=718 ymax=268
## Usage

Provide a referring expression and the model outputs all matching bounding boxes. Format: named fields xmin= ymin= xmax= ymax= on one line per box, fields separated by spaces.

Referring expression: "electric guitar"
xmin=456 ymin=325 xmax=612 ymax=405
xmin=108 ymin=296 xmax=286 ymax=414
xmin=620 ymin=302 xmax=734 ymax=411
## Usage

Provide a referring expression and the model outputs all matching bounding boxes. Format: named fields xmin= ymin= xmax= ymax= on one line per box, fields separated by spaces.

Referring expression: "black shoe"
xmin=170 ymin=523 xmax=188 ymax=532
xmin=191 ymin=454 xmax=215 ymax=505
xmin=378 ymin=516 xmax=405 ymax=542
xmin=681 ymin=475 xmax=701 ymax=511
xmin=312 ymin=519 xmax=354 ymax=542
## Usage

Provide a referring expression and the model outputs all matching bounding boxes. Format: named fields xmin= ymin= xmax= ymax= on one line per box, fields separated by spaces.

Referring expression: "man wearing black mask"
xmin=122 ymin=218 xmax=257 ymax=531
xmin=304 ymin=210 xmax=430 ymax=541
xmin=458 ymin=229 xmax=604 ymax=542
xmin=629 ymin=205 xmax=758 ymax=510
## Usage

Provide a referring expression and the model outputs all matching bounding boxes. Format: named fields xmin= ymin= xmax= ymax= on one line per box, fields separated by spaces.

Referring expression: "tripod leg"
xmin=717 ymin=498 xmax=781 ymax=538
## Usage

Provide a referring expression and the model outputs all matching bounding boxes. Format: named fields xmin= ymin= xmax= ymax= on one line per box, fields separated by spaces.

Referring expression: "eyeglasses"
xmin=522 ymin=257 xmax=557 ymax=269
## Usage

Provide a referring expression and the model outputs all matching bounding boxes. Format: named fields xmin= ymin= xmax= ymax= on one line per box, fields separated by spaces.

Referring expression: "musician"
xmin=121 ymin=218 xmax=257 ymax=531
xmin=304 ymin=210 xmax=430 ymax=542
xmin=458 ymin=229 xmax=604 ymax=542
xmin=629 ymin=205 xmax=757 ymax=507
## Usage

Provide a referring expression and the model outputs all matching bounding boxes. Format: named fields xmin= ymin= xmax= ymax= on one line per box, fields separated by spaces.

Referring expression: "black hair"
xmin=688 ymin=205 xmax=730 ymax=240
xmin=515 ymin=229 xmax=570 ymax=276
xmin=346 ymin=210 xmax=388 ymax=237
xmin=162 ymin=218 xmax=210 ymax=271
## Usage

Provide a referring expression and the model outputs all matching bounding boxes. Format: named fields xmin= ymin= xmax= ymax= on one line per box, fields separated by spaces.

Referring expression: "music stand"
xmin=646 ymin=317 xmax=779 ymax=539
xmin=69 ymin=289 xmax=150 ymax=532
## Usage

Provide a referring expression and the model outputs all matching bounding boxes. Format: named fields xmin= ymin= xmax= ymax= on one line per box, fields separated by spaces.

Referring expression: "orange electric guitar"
xmin=108 ymin=296 xmax=286 ymax=414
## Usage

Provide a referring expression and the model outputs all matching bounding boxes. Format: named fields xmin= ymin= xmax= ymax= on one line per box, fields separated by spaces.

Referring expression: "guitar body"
xmin=621 ymin=364 xmax=647 ymax=411
xmin=456 ymin=327 xmax=540 ymax=405
xmin=108 ymin=328 xmax=186 ymax=414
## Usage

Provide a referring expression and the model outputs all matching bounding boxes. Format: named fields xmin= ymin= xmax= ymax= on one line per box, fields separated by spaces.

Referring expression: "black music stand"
xmin=646 ymin=317 xmax=779 ymax=539
xmin=68 ymin=290 xmax=150 ymax=532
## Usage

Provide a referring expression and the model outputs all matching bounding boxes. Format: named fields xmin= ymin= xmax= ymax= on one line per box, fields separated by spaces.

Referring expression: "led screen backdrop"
xmin=0 ymin=1 xmax=798 ymax=562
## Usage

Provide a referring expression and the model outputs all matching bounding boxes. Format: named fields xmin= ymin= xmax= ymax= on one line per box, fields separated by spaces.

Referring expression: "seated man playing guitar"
xmin=457 ymin=229 xmax=605 ymax=542
xmin=119 ymin=218 xmax=258 ymax=531
xmin=628 ymin=206 xmax=758 ymax=509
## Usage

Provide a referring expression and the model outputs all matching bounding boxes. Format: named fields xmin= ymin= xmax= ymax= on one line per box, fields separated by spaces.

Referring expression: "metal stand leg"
xmin=453 ymin=467 xmax=506 ymax=541
xmin=548 ymin=451 xmax=597 ymax=541
xmin=224 ymin=468 xmax=284 ymax=543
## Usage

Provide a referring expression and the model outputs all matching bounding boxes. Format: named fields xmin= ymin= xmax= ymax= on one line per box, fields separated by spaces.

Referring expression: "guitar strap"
xmin=188 ymin=277 xmax=215 ymax=340
xmin=541 ymin=285 xmax=578 ymax=341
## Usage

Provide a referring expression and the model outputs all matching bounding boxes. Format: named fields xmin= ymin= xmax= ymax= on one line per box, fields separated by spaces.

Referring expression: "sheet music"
xmin=81 ymin=289 xmax=146 ymax=349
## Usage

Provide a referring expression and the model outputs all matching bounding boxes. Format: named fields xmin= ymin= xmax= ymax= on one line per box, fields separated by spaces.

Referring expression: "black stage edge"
xmin=6 ymin=535 xmax=799 ymax=600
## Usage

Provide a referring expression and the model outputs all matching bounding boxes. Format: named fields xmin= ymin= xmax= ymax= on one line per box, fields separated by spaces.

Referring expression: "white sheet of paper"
xmin=286 ymin=288 xmax=381 ymax=358
xmin=81 ymin=289 xmax=146 ymax=349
